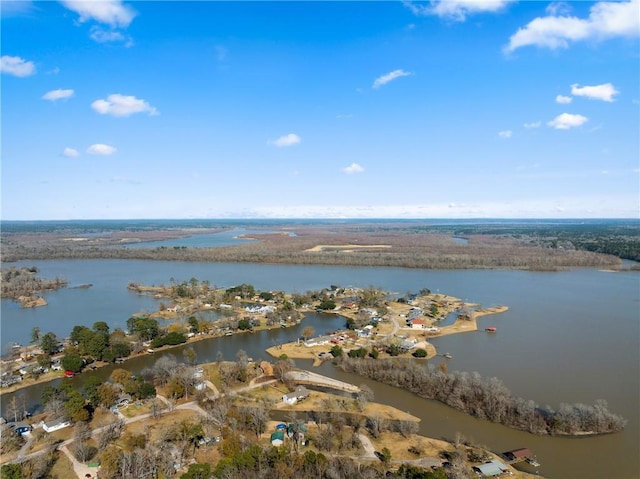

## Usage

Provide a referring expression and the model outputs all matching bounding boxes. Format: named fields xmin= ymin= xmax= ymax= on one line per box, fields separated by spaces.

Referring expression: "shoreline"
xmin=1 ymin=292 xmax=507 ymax=396
xmin=266 ymin=303 xmax=509 ymax=364
xmin=0 ymin=308 xmax=312 ymax=396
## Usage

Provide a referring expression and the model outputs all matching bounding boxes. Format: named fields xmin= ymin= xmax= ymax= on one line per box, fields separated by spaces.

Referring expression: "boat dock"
xmin=502 ymin=448 xmax=541 ymax=467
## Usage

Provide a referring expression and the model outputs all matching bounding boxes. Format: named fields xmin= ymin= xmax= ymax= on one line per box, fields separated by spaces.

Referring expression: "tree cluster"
xmin=339 ymin=358 xmax=626 ymax=436
xmin=69 ymin=322 xmax=131 ymax=363
xmin=0 ymin=266 xmax=67 ymax=299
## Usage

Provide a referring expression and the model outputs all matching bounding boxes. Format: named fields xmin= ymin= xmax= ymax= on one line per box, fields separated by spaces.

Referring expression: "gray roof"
xmin=473 ymin=460 xmax=509 ymax=477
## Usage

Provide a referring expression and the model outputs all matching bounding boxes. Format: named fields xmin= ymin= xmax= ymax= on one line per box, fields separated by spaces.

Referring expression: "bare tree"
xmin=301 ymin=325 xmax=315 ymax=341
xmin=5 ymin=396 xmax=20 ymax=423
xmin=240 ymin=406 xmax=269 ymax=438
xmin=355 ymin=384 xmax=374 ymax=411
xmin=150 ymin=398 xmax=164 ymax=420
xmin=97 ymin=419 xmax=125 ymax=449
xmin=366 ymin=415 xmax=386 ymax=439
xmin=203 ymin=398 xmax=229 ymax=437
xmin=73 ymin=440 xmax=96 ymax=463
xmin=273 ymin=358 xmax=294 ymax=384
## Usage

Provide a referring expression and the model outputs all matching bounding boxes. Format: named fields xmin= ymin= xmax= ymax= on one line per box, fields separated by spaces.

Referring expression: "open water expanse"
xmin=1 ymin=259 xmax=638 ymax=478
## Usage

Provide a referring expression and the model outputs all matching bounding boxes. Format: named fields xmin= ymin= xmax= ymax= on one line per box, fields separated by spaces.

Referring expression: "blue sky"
xmin=1 ymin=0 xmax=639 ymax=220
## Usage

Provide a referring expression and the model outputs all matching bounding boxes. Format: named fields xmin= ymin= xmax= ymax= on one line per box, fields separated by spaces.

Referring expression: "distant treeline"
xmin=3 ymin=220 xmax=636 ymax=268
xmin=338 ymin=358 xmax=626 ymax=436
xmin=0 ymin=242 xmax=621 ymax=271
xmin=427 ymin=223 xmax=640 ymax=262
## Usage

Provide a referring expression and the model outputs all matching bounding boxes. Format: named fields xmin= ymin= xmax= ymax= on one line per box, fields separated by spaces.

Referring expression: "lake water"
xmin=1 ymin=259 xmax=638 ymax=478
xmin=119 ymin=228 xmax=290 ymax=248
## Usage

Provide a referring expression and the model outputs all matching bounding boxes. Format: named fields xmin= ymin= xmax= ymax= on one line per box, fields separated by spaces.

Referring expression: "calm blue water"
xmin=1 ymin=260 xmax=638 ymax=478
xmin=119 ymin=228 xmax=295 ymax=248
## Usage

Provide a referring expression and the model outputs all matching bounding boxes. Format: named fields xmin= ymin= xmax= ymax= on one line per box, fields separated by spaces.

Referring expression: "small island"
xmin=0 ymin=266 xmax=68 ymax=308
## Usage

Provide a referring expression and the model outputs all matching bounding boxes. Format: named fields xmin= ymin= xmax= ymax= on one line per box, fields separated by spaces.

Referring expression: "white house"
xmin=410 ymin=319 xmax=426 ymax=329
xmin=282 ymin=386 xmax=310 ymax=405
xmin=43 ymin=419 xmax=71 ymax=433
xmin=304 ymin=336 xmax=331 ymax=347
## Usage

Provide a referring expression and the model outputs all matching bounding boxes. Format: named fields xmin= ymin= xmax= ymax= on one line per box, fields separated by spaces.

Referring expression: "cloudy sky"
xmin=1 ymin=0 xmax=638 ymax=220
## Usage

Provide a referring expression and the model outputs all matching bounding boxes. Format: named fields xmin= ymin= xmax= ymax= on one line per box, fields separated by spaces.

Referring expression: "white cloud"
xmin=546 ymin=2 xmax=572 ymax=16
xmin=523 ymin=121 xmax=541 ymax=129
xmin=1 ymin=0 xmax=36 ymax=17
xmin=571 ymin=82 xmax=619 ymax=102
xmin=90 ymin=26 xmax=133 ymax=46
xmin=547 ymin=113 xmax=588 ymax=129
xmin=372 ymin=69 xmax=412 ymax=89
xmin=556 ymin=94 xmax=573 ymax=104
xmin=342 ymin=163 xmax=365 ymax=174
xmin=269 ymin=133 xmax=301 ymax=147
xmin=404 ymin=0 xmax=511 ymax=22
xmin=60 ymin=0 xmax=136 ymax=28
xmin=91 ymin=94 xmax=158 ymax=117
xmin=63 ymin=147 xmax=79 ymax=157
xmin=219 ymin=195 xmax=638 ymax=219
xmin=42 ymin=89 xmax=74 ymax=101
xmin=0 ymin=55 xmax=35 ymax=77
xmin=87 ymin=144 xmax=117 ymax=155
xmin=506 ymin=0 xmax=640 ymax=52
xmin=498 ymin=130 xmax=512 ymax=138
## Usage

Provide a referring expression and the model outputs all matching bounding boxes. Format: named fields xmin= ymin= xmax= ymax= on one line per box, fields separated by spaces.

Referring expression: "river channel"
xmin=1 ymin=259 xmax=638 ymax=478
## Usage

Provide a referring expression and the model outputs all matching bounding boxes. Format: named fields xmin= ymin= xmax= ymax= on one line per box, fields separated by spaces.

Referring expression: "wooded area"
xmin=3 ymin=220 xmax=635 ymax=270
xmin=338 ymin=357 xmax=627 ymax=436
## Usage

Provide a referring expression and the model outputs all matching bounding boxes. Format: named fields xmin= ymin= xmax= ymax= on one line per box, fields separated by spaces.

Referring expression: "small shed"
xmin=43 ymin=419 xmax=71 ymax=433
xmin=270 ymin=431 xmax=285 ymax=446
xmin=472 ymin=460 xmax=509 ymax=477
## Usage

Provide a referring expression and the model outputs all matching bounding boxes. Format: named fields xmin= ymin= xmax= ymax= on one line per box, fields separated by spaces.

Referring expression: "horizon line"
xmin=2 ymin=217 xmax=639 ymax=222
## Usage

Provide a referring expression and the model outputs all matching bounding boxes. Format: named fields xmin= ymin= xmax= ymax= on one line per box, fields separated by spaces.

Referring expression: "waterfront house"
xmin=503 ymin=448 xmax=533 ymax=462
xmin=400 ymin=338 xmax=417 ymax=352
xmin=472 ymin=460 xmax=509 ymax=477
xmin=43 ymin=419 xmax=71 ymax=433
xmin=304 ymin=336 xmax=330 ymax=347
xmin=410 ymin=319 xmax=426 ymax=329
